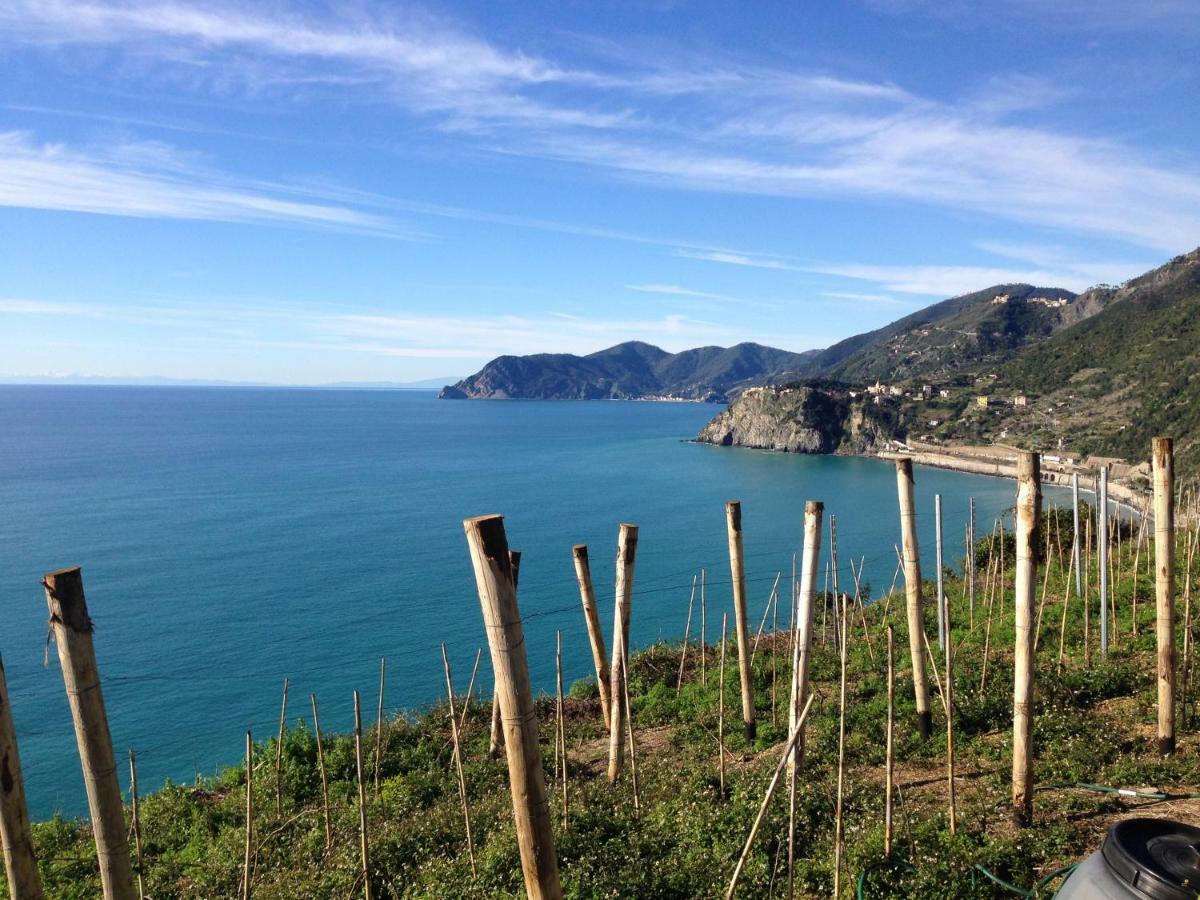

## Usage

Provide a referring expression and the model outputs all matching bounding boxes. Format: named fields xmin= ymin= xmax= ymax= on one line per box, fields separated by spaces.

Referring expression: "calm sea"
xmin=1 ymin=386 xmax=1053 ymax=817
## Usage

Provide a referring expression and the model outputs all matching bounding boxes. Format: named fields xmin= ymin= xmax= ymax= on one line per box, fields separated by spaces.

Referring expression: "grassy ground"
xmin=14 ymin=516 xmax=1200 ymax=898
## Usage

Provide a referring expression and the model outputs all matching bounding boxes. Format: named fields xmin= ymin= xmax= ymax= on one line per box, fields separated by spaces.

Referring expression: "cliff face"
xmin=695 ymin=385 xmax=894 ymax=454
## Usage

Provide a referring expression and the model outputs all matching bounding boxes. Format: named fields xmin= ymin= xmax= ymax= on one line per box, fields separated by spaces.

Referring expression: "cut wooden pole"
xmin=490 ymin=550 xmax=522 ymax=760
xmin=310 ymin=694 xmax=333 ymax=853
xmin=43 ymin=567 xmax=137 ymax=900
xmin=353 ymin=692 xmax=374 ymax=900
xmin=572 ymin=544 xmax=612 ymax=724
xmin=374 ymin=659 xmax=386 ymax=796
xmin=718 ymin=612 xmax=727 ymax=799
xmin=1154 ymin=437 xmax=1177 ymax=756
xmin=895 ymin=460 xmax=933 ymax=739
xmin=463 ymin=515 xmax=562 ymax=899
xmin=726 ymin=501 xmax=757 ymax=742
xmin=129 ymin=750 xmax=145 ymax=900
xmin=275 ymin=677 xmax=288 ymax=816
xmin=788 ymin=501 xmax=822 ymax=895
xmin=242 ymin=731 xmax=253 ymax=900
xmin=608 ymin=524 xmax=638 ymax=782
xmin=556 ymin=631 xmax=568 ymax=830
xmin=0 ymin=653 xmax=44 ymax=900
xmin=676 ymin=574 xmax=698 ymax=694
xmin=1012 ymin=451 xmax=1041 ymax=828
xmin=440 ymin=645 xmax=477 ymax=876
xmin=884 ymin=625 xmax=895 ymax=858
xmin=725 ymin=693 xmax=815 ymax=900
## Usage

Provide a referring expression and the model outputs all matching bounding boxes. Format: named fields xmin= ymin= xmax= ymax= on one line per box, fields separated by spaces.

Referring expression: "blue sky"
xmin=0 ymin=0 xmax=1197 ymax=383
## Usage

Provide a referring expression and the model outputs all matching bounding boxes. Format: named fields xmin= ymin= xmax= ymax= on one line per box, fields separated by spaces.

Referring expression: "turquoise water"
xmin=1 ymin=387 xmax=1051 ymax=817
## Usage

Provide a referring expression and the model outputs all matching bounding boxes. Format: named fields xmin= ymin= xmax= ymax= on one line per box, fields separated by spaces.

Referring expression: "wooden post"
xmin=0 ymin=653 xmax=44 ymax=900
xmin=608 ymin=524 xmax=638 ymax=782
xmin=353 ymin=692 xmax=373 ymax=900
xmin=1012 ymin=451 xmax=1041 ymax=828
xmin=726 ymin=501 xmax=757 ymax=742
xmin=43 ymin=567 xmax=137 ymax=900
xmin=895 ymin=460 xmax=933 ymax=739
xmin=622 ymin=661 xmax=640 ymax=816
xmin=310 ymin=694 xmax=333 ymax=853
xmin=242 ymin=731 xmax=253 ymax=900
xmin=718 ymin=612 xmax=727 ymax=799
xmin=1154 ymin=437 xmax=1177 ymax=756
xmin=374 ymin=659 xmax=386 ymax=796
xmin=440 ymin=645 xmax=477 ymax=875
xmin=1100 ymin=467 xmax=1109 ymax=657
xmin=573 ymin=544 xmax=612 ymax=724
xmin=935 ymin=494 xmax=946 ymax=650
xmin=129 ymin=750 xmax=145 ymax=900
xmin=490 ymin=550 xmax=522 ymax=760
xmin=675 ymin=574 xmax=698 ymax=694
xmin=274 ymin=677 xmax=288 ymax=816
xmin=884 ymin=626 xmax=894 ymax=858
xmin=463 ymin=515 xmax=562 ymax=899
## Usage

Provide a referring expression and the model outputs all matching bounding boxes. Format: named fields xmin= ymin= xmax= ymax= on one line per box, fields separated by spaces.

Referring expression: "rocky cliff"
xmin=695 ymin=384 xmax=896 ymax=454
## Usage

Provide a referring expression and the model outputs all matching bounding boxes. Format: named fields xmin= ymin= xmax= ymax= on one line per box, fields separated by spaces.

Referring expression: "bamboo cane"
xmin=310 ymin=694 xmax=333 ymax=853
xmin=353 ymin=692 xmax=374 ymax=900
xmin=885 ymin=625 xmax=894 ymax=858
xmin=623 ymin=658 xmax=640 ymax=817
xmin=833 ymin=592 xmax=849 ymax=896
xmin=129 ymin=750 xmax=145 ymax=900
xmin=751 ymin=574 xmax=782 ymax=661
xmin=274 ymin=678 xmax=288 ymax=817
xmin=441 ymin=644 xmax=477 ymax=875
xmin=718 ymin=612 xmax=727 ymax=800
xmin=0 ymin=653 xmax=43 ymax=900
xmin=463 ymin=516 xmax=561 ymax=898
xmin=676 ymin=574 xmax=698 ymax=694
xmin=374 ymin=660 xmax=386 ymax=797
xmin=556 ymin=630 xmax=568 ymax=830
xmin=43 ymin=567 xmax=136 ymax=900
xmin=725 ymin=694 xmax=815 ymax=900
xmin=242 ymin=731 xmax=253 ymax=900
xmin=459 ymin=648 xmax=482 ymax=733
xmin=701 ymin=567 xmax=707 ymax=686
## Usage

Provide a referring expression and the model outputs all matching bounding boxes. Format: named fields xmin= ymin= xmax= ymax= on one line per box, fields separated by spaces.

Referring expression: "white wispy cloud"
xmin=0 ymin=131 xmax=400 ymax=232
xmin=821 ymin=291 xmax=902 ymax=305
xmin=2 ymin=1 xmax=1198 ymax=253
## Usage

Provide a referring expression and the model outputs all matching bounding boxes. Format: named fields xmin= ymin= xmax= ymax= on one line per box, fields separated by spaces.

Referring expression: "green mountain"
xmin=799 ymin=283 xmax=1080 ymax=384
xmin=994 ymin=247 xmax=1200 ymax=470
xmin=439 ymin=341 xmax=818 ymax=401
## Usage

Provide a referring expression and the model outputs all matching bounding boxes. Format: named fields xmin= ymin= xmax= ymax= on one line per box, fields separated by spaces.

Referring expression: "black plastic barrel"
xmin=1056 ymin=818 xmax=1200 ymax=899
